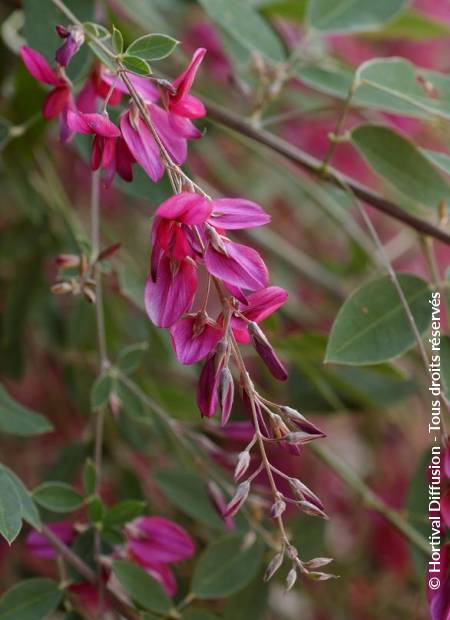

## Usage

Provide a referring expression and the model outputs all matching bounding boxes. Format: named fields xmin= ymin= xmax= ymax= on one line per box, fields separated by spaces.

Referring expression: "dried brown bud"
xmin=55 ymin=254 xmax=80 ymax=269
xmin=296 ymin=499 xmax=328 ymax=520
xmin=51 ymin=281 xmax=73 ymax=295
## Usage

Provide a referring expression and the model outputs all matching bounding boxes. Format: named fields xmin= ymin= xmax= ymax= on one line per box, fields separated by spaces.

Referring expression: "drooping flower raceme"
xmin=22 ymin=24 xmax=331 ymax=590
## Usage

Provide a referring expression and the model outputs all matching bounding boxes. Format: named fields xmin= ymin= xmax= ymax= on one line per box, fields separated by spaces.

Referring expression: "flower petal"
xmin=69 ymin=112 xmax=121 ymax=137
xmin=209 ymin=198 xmax=270 ymax=230
xmin=172 ymin=48 xmax=207 ymax=104
xmin=242 ymin=286 xmax=288 ymax=322
xmin=127 ymin=516 xmax=195 ymax=563
xmin=20 ymin=46 xmax=59 ymax=85
xmin=170 ymin=316 xmax=223 ymax=364
xmin=42 ymin=86 xmax=70 ymax=119
xmin=149 ymin=103 xmax=187 ymax=166
xmin=197 ymin=354 xmax=221 ymax=418
xmin=120 ymin=111 xmax=164 ymax=182
xmin=205 ymin=240 xmax=269 ymax=291
xmin=145 ymin=257 xmax=197 ymax=328
xmin=156 ymin=192 xmax=212 ymax=225
xmin=170 ymin=94 xmax=206 ymax=119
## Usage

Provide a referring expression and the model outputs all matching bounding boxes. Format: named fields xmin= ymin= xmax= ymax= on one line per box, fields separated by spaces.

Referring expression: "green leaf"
xmin=351 ymin=124 xmax=450 ymax=209
xmin=406 ymin=450 xmax=430 ymax=580
xmin=183 ymin=610 xmax=221 ymax=620
xmin=117 ymin=343 xmax=148 ymax=374
xmin=306 ymin=0 xmax=407 ymax=33
xmin=325 ymin=274 xmax=431 ymax=365
xmin=154 ymin=468 xmax=226 ymax=530
xmin=296 ymin=64 xmax=426 ymax=118
xmin=0 ymin=578 xmax=62 ymax=620
xmin=198 ymin=0 xmax=285 ymax=62
xmin=126 ymin=34 xmax=179 ymax=61
xmin=88 ymin=41 xmax=116 ymax=72
xmin=83 ymin=22 xmax=111 ymax=40
xmin=223 ymin=572 xmax=268 ymax=620
xmin=441 ymin=335 xmax=450 ymax=398
xmin=0 ymin=384 xmax=53 ymax=436
xmin=112 ymin=26 xmax=124 ymax=54
xmin=33 ymin=482 xmax=83 ymax=513
xmin=423 ymin=149 xmax=450 ymax=176
xmin=355 ymin=57 xmax=450 ymax=121
xmin=0 ymin=465 xmax=41 ymax=530
xmin=112 ymin=560 xmax=172 ymax=614
xmin=375 ymin=9 xmax=450 ymax=41
xmin=103 ymin=500 xmax=146 ymax=528
xmin=122 ymin=55 xmax=152 ymax=76
xmin=87 ymin=496 xmax=104 ymax=523
xmin=0 ymin=468 xmax=22 ymax=544
xmin=192 ymin=534 xmax=264 ymax=599
xmin=91 ymin=373 xmax=113 ymax=410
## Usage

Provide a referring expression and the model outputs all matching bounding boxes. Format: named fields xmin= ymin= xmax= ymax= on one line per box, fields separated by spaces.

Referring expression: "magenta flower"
xmin=169 ymin=48 xmax=207 ymax=118
xmin=125 ymin=516 xmax=195 ymax=596
xmin=197 ymin=349 xmax=224 ymax=418
xmin=55 ymin=24 xmax=84 ymax=67
xmin=67 ymin=110 xmax=121 ymax=174
xmin=170 ymin=313 xmax=223 ymax=365
xmin=27 ymin=522 xmax=76 ymax=559
xmin=145 ymin=256 xmax=198 ymax=328
xmin=204 ymin=236 xmax=268 ymax=291
xmin=231 ymin=286 xmax=288 ymax=343
xmin=20 ymin=46 xmax=74 ymax=141
xmin=207 ymin=198 xmax=271 ymax=230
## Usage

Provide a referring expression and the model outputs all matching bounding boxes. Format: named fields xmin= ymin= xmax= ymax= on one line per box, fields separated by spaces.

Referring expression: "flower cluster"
xmin=27 ymin=515 xmax=195 ymax=607
xmin=21 ymin=31 xmax=206 ymax=187
xmin=21 ymin=22 xmax=331 ymax=589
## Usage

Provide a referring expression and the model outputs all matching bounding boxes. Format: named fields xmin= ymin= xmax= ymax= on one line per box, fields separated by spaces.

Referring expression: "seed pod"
xmin=223 ymin=480 xmax=250 ymax=518
xmin=264 ymin=551 xmax=284 ymax=582
xmin=270 ymin=497 xmax=286 ymax=519
xmin=234 ymin=450 xmax=251 ymax=481
xmin=219 ymin=367 xmax=234 ymax=427
xmin=249 ymin=322 xmax=287 ymax=381
xmin=285 ymin=567 xmax=297 ymax=591
xmin=302 ymin=557 xmax=334 ymax=571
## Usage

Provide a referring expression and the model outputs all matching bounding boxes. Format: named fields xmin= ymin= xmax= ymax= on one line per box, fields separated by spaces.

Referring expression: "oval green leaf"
xmin=0 ymin=578 xmax=62 ymax=620
xmin=33 ymin=482 xmax=83 ymax=513
xmin=127 ymin=34 xmax=179 ymax=61
xmin=0 ymin=469 xmax=22 ymax=544
xmin=0 ymin=465 xmax=41 ymax=530
xmin=122 ymin=55 xmax=152 ymax=76
xmin=325 ymin=274 xmax=432 ymax=365
xmin=0 ymin=384 xmax=53 ymax=437
xmin=351 ymin=124 xmax=450 ymax=209
xmin=112 ymin=560 xmax=171 ymax=614
xmin=306 ymin=0 xmax=408 ymax=34
xmin=191 ymin=534 xmax=264 ymax=599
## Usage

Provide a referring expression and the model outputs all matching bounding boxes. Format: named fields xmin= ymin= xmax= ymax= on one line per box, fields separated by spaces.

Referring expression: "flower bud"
xmin=307 ymin=571 xmax=337 ymax=581
xmin=285 ymin=567 xmax=297 ymax=591
xmin=207 ymin=481 xmax=235 ymax=530
xmin=249 ymin=322 xmax=287 ymax=381
xmin=51 ymin=281 xmax=73 ymax=295
xmin=205 ymin=223 xmax=229 ymax=255
xmin=264 ymin=551 xmax=284 ymax=582
xmin=97 ymin=242 xmax=121 ymax=262
xmin=302 ymin=557 xmax=334 ymax=571
xmin=55 ymin=254 xmax=80 ymax=269
xmin=296 ymin=499 xmax=328 ymax=520
xmin=280 ymin=406 xmax=326 ymax=438
xmin=284 ymin=430 xmax=321 ymax=446
xmin=219 ymin=367 xmax=234 ymax=427
xmin=270 ymin=497 xmax=286 ymax=519
xmin=289 ymin=478 xmax=324 ymax=511
xmin=55 ymin=25 xmax=85 ymax=67
xmin=223 ymin=480 xmax=250 ymax=518
xmin=234 ymin=450 xmax=251 ymax=481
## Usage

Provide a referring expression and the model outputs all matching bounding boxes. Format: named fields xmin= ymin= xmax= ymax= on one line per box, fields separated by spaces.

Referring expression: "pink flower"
xmin=67 ymin=110 xmax=121 ymax=171
xmin=125 ymin=516 xmax=195 ymax=596
xmin=27 ymin=522 xmax=76 ymax=559
xmin=197 ymin=349 xmax=224 ymax=418
xmin=170 ymin=313 xmax=223 ymax=365
xmin=55 ymin=24 xmax=84 ymax=67
xmin=231 ymin=286 xmax=288 ymax=343
xmin=145 ymin=256 xmax=198 ymax=328
xmin=20 ymin=46 xmax=74 ymax=141
xmin=169 ymin=48 xmax=207 ymax=119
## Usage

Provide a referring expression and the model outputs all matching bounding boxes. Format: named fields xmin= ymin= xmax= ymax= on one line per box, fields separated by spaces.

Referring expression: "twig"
xmin=205 ymin=101 xmax=450 ymax=246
